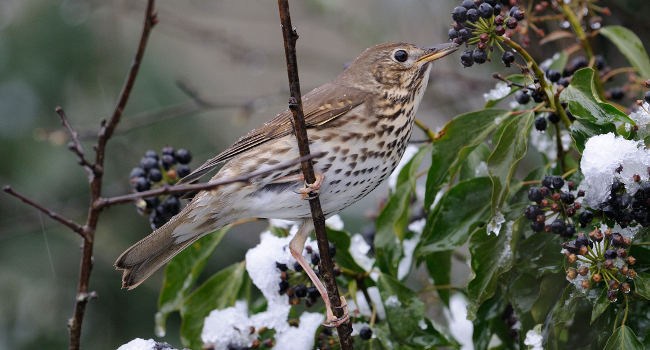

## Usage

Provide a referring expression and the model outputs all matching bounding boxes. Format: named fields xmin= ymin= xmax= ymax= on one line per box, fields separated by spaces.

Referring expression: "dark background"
xmin=1 ymin=0 xmax=648 ymax=348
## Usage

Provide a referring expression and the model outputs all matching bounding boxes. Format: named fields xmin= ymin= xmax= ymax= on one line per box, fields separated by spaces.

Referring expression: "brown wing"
xmin=178 ymin=83 xmax=370 ymax=184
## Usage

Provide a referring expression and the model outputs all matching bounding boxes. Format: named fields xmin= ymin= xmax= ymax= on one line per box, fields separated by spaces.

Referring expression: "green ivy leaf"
xmin=548 ymin=51 xmax=568 ymax=72
xmin=561 ymin=68 xmax=633 ymax=125
xmin=569 ymin=118 xmax=616 ymax=152
xmin=590 ymin=289 xmax=610 ymax=325
xmin=487 ymin=111 xmax=535 ymax=216
xmin=424 ymin=109 xmax=508 ymax=208
xmin=418 ymin=177 xmax=492 ymax=255
xmin=375 ymin=145 xmax=430 ymax=276
xmin=459 ymin=143 xmax=491 ymax=181
xmin=466 ymin=218 xmax=521 ymax=319
xmin=634 ymin=272 xmax=650 ymax=300
xmin=424 ymin=250 xmax=452 ymax=306
xmin=516 ymin=232 xmax=564 ymax=275
xmin=326 ymin=228 xmax=367 ymax=274
xmin=600 ymin=26 xmax=650 ymax=78
xmin=155 ymin=226 xmax=231 ymax=336
xmin=179 ymin=262 xmax=246 ymax=349
xmin=603 ymin=326 xmax=645 ymax=350
xmin=529 ymin=273 xmax=566 ymax=325
xmin=377 ymin=273 xmax=455 ymax=348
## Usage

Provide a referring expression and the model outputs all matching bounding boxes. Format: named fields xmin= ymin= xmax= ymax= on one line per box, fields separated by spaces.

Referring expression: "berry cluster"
xmin=275 ymin=243 xmax=338 ymax=308
xmin=448 ymin=0 xmax=526 ymax=67
xmin=533 ymin=101 xmax=574 ymax=131
xmin=129 ymin=147 xmax=193 ymax=229
xmin=525 ymin=175 xmax=588 ymax=237
xmin=598 ymin=173 xmax=650 ymax=228
xmin=564 ymin=228 xmax=636 ymax=302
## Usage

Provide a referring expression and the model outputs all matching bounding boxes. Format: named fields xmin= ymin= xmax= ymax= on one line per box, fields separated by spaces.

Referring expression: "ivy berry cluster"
xmin=448 ymin=0 xmax=525 ymax=67
xmin=564 ymin=227 xmax=637 ymax=302
xmin=599 ymin=172 xmax=650 ymax=228
xmin=128 ymin=147 xmax=193 ymax=229
xmin=275 ymin=243 xmax=338 ymax=308
xmin=525 ymin=175 xmax=589 ymax=237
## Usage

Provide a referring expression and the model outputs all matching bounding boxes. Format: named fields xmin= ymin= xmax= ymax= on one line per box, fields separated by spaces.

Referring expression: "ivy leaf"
xmin=634 ymin=272 xmax=650 ymax=300
xmin=548 ymin=51 xmax=568 ymax=72
xmin=377 ymin=273 xmax=455 ymax=347
xmin=590 ymin=289 xmax=610 ymax=325
xmin=459 ymin=143 xmax=491 ymax=181
xmin=424 ymin=250 xmax=452 ymax=306
xmin=561 ymin=68 xmax=633 ymax=125
xmin=487 ymin=111 xmax=534 ymax=216
xmin=424 ymin=109 xmax=508 ymax=208
xmin=179 ymin=262 xmax=246 ymax=349
xmin=603 ymin=326 xmax=645 ymax=350
xmin=155 ymin=226 xmax=230 ymax=336
xmin=516 ymin=232 xmax=564 ymax=275
xmin=466 ymin=218 xmax=521 ymax=319
xmin=375 ymin=145 xmax=430 ymax=276
xmin=569 ymin=118 xmax=616 ymax=152
xmin=600 ymin=26 xmax=650 ymax=78
xmin=418 ymin=177 xmax=492 ymax=255
xmin=326 ymin=228 xmax=367 ymax=274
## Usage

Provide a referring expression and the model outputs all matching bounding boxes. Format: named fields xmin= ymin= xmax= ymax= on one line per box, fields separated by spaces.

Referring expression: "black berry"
xmin=294 ymin=262 xmax=303 ymax=272
xmin=294 ymin=284 xmax=307 ymax=298
xmin=133 ymin=177 xmax=150 ymax=192
xmin=307 ymin=286 xmax=319 ymax=299
xmin=550 ymin=219 xmax=566 ymax=234
xmin=329 ymin=242 xmax=336 ymax=257
xmin=560 ymin=192 xmax=575 ymax=204
xmin=177 ymin=164 xmax=191 ymax=178
xmin=548 ymin=113 xmax=560 ymax=124
xmin=460 ymin=49 xmax=474 ymax=67
xmin=595 ymin=55 xmax=606 ymax=70
xmin=174 ymin=149 xmax=192 ymax=164
xmin=516 ymin=90 xmax=530 ymax=105
xmin=148 ymin=168 xmax=163 ymax=182
xmin=608 ymin=88 xmax=624 ymax=100
xmin=452 ymin=6 xmax=467 ymax=22
xmin=528 ymin=187 xmax=544 ymax=203
xmin=466 ymin=8 xmax=479 ymax=22
xmin=546 ymin=69 xmax=561 ymax=83
xmin=534 ymin=116 xmax=547 ymax=131
xmin=506 ymin=17 xmax=518 ymax=29
xmin=525 ymin=205 xmax=541 ymax=220
xmin=530 ymin=221 xmax=544 ymax=232
xmin=359 ymin=326 xmax=373 ymax=340
xmin=161 ymin=154 xmax=176 ymax=170
xmin=140 ymin=156 xmax=158 ymax=171
xmin=461 ymin=0 xmax=476 ymax=10
xmin=130 ymin=167 xmax=146 ymax=179
xmin=532 ymin=89 xmax=545 ymax=103
xmin=311 ymin=253 xmax=320 ymax=266
xmin=278 ymin=280 xmax=289 ymax=294
xmin=276 ymin=262 xmax=288 ymax=271
xmin=478 ymin=3 xmax=493 ymax=18
xmin=563 ymin=225 xmax=576 ymax=238
xmin=162 ymin=146 xmax=174 ymax=155
xmin=604 ymin=249 xmax=617 ymax=259
xmin=493 ymin=4 xmax=502 ymax=15
xmin=645 ymin=91 xmax=650 ymax=104
xmin=502 ymin=51 xmax=515 ymax=67
xmin=542 ymin=175 xmax=553 ymax=188
xmin=144 ymin=150 xmax=158 ymax=160
xmin=558 ymin=77 xmax=570 ymax=87
xmin=473 ymin=49 xmax=487 ymax=64
xmin=551 ymin=176 xmax=564 ymax=189
xmin=448 ymin=28 xmax=458 ymax=41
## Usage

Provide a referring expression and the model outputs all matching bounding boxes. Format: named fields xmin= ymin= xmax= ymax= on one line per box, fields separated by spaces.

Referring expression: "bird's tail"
xmin=114 ymin=202 xmax=229 ymax=289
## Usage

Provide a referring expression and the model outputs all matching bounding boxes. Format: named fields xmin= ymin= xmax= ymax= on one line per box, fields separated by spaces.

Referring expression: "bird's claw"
xmin=298 ymin=173 xmax=324 ymax=200
xmin=323 ymin=296 xmax=349 ymax=328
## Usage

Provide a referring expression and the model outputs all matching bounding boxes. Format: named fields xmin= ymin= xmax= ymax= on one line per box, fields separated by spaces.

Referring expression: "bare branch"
xmin=95 ymin=152 xmax=325 ymax=208
xmin=277 ymin=1 xmax=353 ymax=348
xmin=54 ymin=107 xmax=95 ymax=178
xmin=3 ymin=186 xmax=86 ymax=239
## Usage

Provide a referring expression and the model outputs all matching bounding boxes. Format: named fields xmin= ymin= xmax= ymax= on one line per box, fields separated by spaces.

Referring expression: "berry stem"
xmin=413 ymin=119 xmax=436 ymax=142
xmin=553 ymin=122 xmax=566 ymax=173
xmin=621 ymin=294 xmax=629 ymax=326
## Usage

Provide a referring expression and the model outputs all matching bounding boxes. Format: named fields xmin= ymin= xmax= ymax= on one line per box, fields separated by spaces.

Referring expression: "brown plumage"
xmin=115 ymin=42 xmax=457 ymax=325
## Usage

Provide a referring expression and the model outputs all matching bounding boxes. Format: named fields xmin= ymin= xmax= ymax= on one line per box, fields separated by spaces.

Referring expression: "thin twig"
xmin=55 ymin=107 xmax=95 ymax=178
xmin=414 ymin=119 xmax=436 ymax=142
xmin=95 ymin=152 xmax=325 ymax=208
xmin=277 ymin=1 xmax=353 ymax=348
xmin=3 ymin=186 xmax=86 ymax=239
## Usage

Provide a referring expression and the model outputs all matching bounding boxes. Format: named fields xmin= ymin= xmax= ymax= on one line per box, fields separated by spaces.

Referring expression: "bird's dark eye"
xmin=394 ymin=50 xmax=408 ymax=62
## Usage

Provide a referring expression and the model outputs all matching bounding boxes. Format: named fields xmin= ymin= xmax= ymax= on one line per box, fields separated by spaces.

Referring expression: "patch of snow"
xmin=397 ymin=219 xmax=425 ymax=279
xmin=116 ymin=339 xmax=166 ymax=350
xmin=388 ymin=145 xmax=419 ymax=190
xmin=325 ymin=214 xmax=344 ymax=230
xmin=483 ymin=82 xmax=510 ymax=101
xmin=443 ymin=294 xmax=474 ymax=350
xmin=385 ymin=295 xmax=401 ymax=307
xmin=580 ymin=133 xmax=650 ymax=207
xmin=349 ymin=234 xmax=375 ymax=272
xmin=523 ymin=324 xmax=544 ymax=350
xmin=487 ymin=212 xmax=506 ymax=236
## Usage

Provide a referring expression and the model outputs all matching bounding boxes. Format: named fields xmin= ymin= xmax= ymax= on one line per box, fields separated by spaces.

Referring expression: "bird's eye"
xmin=394 ymin=50 xmax=408 ymax=62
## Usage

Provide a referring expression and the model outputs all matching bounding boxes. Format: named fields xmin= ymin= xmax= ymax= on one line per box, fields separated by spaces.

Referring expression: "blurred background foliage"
xmin=1 ymin=0 xmax=649 ymax=349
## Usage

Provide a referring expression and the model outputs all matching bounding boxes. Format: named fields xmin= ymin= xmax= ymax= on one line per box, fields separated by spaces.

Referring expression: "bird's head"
xmin=336 ymin=42 xmax=458 ymax=94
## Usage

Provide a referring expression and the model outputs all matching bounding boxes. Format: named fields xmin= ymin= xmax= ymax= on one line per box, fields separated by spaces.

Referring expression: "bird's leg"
xmin=272 ymin=173 xmax=325 ymax=200
xmin=289 ymin=219 xmax=349 ymax=327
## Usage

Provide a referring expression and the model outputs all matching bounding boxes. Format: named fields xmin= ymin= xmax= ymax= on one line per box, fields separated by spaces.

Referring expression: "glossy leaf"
xmin=515 ymin=232 xmax=564 ymax=275
xmin=179 ymin=262 xmax=246 ymax=349
xmin=155 ymin=226 xmax=231 ymax=336
xmin=600 ymin=26 xmax=650 ymax=78
xmin=375 ymin=145 xmax=430 ymax=276
xmin=634 ymin=272 xmax=650 ymax=300
xmin=590 ymin=289 xmax=610 ymax=325
xmin=377 ymin=273 xmax=454 ymax=347
xmin=569 ymin=118 xmax=616 ymax=152
xmin=459 ymin=143 xmax=490 ymax=181
xmin=466 ymin=218 xmax=520 ymax=319
xmin=603 ymin=326 xmax=644 ymax=350
xmin=487 ymin=111 xmax=534 ymax=216
xmin=425 ymin=109 xmax=508 ymax=208
xmin=418 ymin=177 xmax=492 ymax=255
xmin=326 ymin=228 xmax=367 ymax=274
xmin=424 ymin=250 xmax=452 ymax=306
xmin=561 ymin=68 xmax=633 ymax=125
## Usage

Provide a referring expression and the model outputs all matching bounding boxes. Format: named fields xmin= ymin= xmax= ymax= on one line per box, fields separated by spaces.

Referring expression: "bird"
xmin=115 ymin=41 xmax=457 ymax=326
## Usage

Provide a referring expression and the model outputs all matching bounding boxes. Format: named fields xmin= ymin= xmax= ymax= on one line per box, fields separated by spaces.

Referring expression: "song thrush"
xmin=115 ymin=41 xmax=457 ymax=326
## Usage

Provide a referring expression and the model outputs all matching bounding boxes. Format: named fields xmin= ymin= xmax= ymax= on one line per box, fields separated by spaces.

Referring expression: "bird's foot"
xmin=323 ymin=296 xmax=349 ymax=328
xmin=297 ymin=173 xmax=324 ymax=200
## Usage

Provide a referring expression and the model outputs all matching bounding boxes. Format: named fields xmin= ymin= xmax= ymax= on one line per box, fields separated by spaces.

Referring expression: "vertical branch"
xmin=276 ymin=1 xmax=353 ymax=349
xmin=67 ymin=1 xmax=157 ymax=349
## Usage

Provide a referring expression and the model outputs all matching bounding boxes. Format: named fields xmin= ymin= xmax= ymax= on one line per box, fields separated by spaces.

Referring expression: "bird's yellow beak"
xmin=416 ymin=43 xmax=459 ymax=63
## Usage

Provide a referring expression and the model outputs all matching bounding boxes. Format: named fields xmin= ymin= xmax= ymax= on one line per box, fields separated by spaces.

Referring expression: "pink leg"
xmin=271 ymin=173 xmax=325 ymax=200
xmin=289 ymin=219 xmax=349 ymax=327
